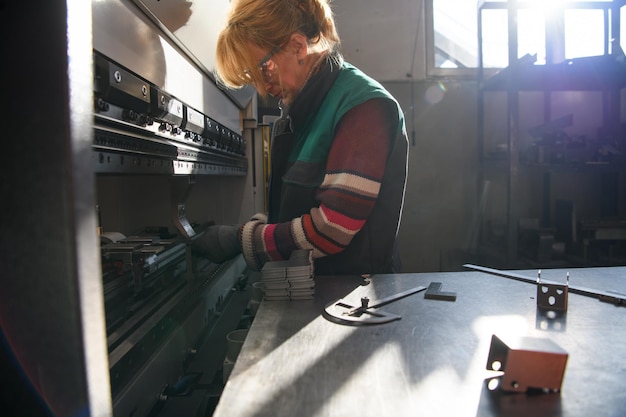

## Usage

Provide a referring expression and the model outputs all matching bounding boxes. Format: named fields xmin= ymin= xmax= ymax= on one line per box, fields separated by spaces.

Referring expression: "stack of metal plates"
xmin=260 ymin=250 xmax=315 ymax=300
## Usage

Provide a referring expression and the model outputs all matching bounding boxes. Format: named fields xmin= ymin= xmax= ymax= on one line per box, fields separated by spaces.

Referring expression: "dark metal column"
xmin=0 ymin=1 xmax=112 ymax=416
xmin=506 ymin=0 xmax=520 ymax=264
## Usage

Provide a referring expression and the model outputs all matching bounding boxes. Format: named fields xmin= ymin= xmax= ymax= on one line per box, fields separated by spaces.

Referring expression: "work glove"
xmin=190 ymin=224 xmax=241 ymax=263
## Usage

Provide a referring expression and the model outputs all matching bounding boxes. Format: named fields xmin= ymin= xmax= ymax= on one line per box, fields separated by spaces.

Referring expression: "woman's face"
xmin=248 ymin=39 xmax=308 ymax=106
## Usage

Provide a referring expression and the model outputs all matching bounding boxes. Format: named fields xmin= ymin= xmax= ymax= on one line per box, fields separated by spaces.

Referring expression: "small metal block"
xmin=424 ymin=282 xmax=457 ymax=301
xmin=486 ymin=334 xmax=568 ymax=393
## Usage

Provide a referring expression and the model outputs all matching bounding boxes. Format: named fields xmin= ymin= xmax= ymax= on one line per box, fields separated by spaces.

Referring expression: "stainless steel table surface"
xmin=212 ymin=267 xmax=626 ymax=417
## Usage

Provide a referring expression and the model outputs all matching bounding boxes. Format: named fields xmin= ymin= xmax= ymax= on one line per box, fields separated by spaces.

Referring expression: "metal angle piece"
xmin=323 ymin=285 xmax=427 ymax=325
xmin=424 ymin=282 xmax=457 ymax=301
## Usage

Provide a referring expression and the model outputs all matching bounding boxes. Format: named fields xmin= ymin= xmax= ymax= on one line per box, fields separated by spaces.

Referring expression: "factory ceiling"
xmin=139 ymin=0 xmax=427 ymax=83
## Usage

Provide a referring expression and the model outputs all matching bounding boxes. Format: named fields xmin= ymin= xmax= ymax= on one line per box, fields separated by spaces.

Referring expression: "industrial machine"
xmin=2 ymin=0 xmax=266 ymax=413
xmin=90 ymin=1 xmax=263 ymax=416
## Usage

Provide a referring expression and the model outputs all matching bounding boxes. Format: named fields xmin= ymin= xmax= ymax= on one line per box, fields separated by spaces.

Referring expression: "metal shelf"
xmin=482 ymin=54 xmax=626 ymax=92
xmin=476 ymin=0 xmax=626 ymax=266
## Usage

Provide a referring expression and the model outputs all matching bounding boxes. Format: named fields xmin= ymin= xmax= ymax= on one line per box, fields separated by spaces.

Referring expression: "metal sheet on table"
xmin=214 ymin=267 xmax=626 ymax=417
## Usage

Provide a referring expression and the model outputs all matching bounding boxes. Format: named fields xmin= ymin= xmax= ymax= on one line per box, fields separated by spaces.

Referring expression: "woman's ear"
xmin=288 ymin=32 xmax=309 ymax=60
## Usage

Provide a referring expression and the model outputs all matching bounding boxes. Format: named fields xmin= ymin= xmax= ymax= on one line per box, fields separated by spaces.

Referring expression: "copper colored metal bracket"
xmin=486 ymin=334 xmax=568 ymax=393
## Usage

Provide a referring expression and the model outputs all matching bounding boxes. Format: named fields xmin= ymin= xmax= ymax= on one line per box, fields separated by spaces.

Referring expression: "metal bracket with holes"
xmin=537 ymin=271 xmax=568 ymax=311
xmin=486 ymin=334 xmax=568 ymax=393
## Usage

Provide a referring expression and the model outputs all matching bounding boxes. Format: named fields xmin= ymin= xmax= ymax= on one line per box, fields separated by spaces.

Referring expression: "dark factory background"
xmin=1 ymin=1 xmax=624 ymax=416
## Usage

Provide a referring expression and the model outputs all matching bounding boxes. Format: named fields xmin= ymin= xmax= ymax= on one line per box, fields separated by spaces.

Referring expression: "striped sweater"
xmin=240 ymin=60 xmax=408 ymax=274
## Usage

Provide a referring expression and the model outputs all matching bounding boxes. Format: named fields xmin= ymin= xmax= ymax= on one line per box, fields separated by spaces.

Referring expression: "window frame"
xmin=425 ymin=0 xmax=482 ymax=79
xmin=426 ymin=0 xmax=625 ymax=80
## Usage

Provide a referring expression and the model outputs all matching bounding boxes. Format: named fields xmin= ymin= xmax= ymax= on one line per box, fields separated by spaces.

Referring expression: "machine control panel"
xmin=93 ymin=52 xmax=247 ymax=176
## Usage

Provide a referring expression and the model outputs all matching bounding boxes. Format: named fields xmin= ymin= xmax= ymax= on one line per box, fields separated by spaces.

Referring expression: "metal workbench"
xmin=212 ymin=267 xmax=626 ymax=417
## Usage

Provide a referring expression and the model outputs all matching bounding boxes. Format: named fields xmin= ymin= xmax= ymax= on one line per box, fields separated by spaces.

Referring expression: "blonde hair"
xmin=215 ymin=0 xmax=340 ymax=95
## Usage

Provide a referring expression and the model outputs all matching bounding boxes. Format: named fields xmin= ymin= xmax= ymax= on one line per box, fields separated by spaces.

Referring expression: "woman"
xmin=195 ymin=0 xmax=409 ymax=275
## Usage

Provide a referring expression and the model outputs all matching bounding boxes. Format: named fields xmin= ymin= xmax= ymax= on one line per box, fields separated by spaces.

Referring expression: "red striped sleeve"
xmin=262 ymin=223 xmax=281 ymax=259
xmin=302 ymin=212 xmax=344 ymax=255
xmin=320 ymin=204 xmax=366 ymax=232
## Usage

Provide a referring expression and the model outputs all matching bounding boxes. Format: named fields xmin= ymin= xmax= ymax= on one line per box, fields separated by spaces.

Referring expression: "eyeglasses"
xmin=258 ymin=45 xmax=281 ymax=81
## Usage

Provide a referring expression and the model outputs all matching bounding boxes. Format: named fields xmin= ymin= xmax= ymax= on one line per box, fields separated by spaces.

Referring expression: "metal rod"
xmin=463 ymin=264 xmax=626 ymax=306
xmin=368 ymin=286 xmax=428 ymax=309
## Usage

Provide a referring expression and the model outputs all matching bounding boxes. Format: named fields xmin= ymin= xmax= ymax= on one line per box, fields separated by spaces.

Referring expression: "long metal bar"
xmin=463 ymin=264 xmax=626 ymax=306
